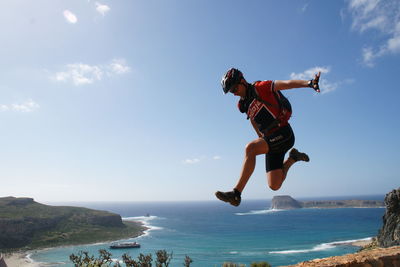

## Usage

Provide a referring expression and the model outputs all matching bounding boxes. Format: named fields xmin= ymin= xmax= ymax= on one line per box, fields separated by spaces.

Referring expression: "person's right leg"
xmin=215 ymin=138 xmax=268 ymax=206
xmin=234 ymin=138 xmax=268 ymax=192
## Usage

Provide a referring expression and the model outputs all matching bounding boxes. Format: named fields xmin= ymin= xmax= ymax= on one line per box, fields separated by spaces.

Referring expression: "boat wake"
xmin=235 ymin=208 xmax=283 ymax=216
xmin=269 ymin=237 xmax=373 ymax=254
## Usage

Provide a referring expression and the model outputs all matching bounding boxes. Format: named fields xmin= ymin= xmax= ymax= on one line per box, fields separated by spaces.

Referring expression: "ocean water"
xmin=31 ymin=197 xmax=385 ymax=267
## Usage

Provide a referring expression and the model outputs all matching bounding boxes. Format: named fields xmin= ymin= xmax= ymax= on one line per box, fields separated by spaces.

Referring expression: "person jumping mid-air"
xmin=216 ymin=68 xmax=321 ymax=207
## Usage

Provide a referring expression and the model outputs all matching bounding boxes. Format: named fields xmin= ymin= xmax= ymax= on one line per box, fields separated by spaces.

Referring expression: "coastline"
xmin=1 ymin=220 xmax=148 ymax=267
xmin=1 ymin=236 xmax=375 ymax=267
xmin=350 ymin=238 xmax=373 ymax=247
xmin=2 ymin=252 xmax=41 ymax=267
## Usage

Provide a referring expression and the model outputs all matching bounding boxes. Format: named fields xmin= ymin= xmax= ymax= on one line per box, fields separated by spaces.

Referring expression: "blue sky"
xmin=1 ymin=0 xmax=399 ymax=202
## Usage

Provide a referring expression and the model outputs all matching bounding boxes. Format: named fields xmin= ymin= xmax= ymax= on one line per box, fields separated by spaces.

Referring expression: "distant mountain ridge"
xmin=271 ymin=195 xmax=384 ymax=210
xmin=0 ymin=196 xmax=145 ymax=250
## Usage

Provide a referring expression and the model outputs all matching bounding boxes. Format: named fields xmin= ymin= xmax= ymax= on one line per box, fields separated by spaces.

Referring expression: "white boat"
xmin=109 ymin=242 xmax=141 ymax=249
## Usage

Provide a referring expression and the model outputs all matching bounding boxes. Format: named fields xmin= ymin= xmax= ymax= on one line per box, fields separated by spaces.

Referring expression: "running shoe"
xmin=289 ymin=148 xmax=310 ymax=162
xmin=215 ymin=190 xmax=241 ymax=207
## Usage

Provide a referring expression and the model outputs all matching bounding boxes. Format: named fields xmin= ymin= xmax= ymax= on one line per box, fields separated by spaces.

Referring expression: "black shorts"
xmin=263 ymin=124 xmax=295 ymax=172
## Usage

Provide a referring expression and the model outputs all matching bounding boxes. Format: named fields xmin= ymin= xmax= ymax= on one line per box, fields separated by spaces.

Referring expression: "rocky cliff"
xmin=282 ymin=246 xmax=400 ymax=267
xmin=377 ymin=188 xmax=400 ymax=247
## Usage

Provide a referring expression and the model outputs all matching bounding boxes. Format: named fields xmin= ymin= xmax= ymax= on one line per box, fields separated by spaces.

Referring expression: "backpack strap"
xmin=249 ymin=82 xmax=288 ymax=135
xmin=250 ymin=82 xmax=282 ymax=111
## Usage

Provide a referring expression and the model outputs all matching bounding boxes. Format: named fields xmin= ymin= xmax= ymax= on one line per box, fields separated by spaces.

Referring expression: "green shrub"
xmin=250 ymin=262 xmax=271 ymax=267
xmin=70 ymin=249 xmax=191 ymax=267
xmin=221 ymin=262 xmax=246 ymax=267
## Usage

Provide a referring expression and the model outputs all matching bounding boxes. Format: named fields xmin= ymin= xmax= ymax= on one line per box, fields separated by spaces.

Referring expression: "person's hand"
xmin=308 ymin=72 xmax=321 ymax=93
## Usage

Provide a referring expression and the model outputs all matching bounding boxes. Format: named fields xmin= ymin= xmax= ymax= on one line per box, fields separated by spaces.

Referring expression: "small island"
xmin=0 ymin=196 xmax=146 ymax=251
xmin=271 ymin=195 xmax=384 ymax=210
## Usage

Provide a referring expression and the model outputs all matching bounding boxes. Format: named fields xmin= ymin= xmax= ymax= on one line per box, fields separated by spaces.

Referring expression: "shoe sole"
xmin=215 ymin=191 xmax=240 ymax=207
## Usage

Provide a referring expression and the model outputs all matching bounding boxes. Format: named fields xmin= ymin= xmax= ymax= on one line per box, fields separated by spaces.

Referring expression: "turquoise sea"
xmin=31 ymin=196 xmax=385 ymax=267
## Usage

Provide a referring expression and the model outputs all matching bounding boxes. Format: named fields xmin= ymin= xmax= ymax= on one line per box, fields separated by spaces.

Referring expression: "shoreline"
xmin=2 ymin=252 xmax=41 ymax=267
xmin=350 ymin=238 xmax=374 ymax=247
xmin=1 ymin=220 xmax=148 ymax=267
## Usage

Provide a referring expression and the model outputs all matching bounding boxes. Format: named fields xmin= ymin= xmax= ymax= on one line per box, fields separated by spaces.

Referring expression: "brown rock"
xmin=281 ymin=246 xmax=400 ymax=267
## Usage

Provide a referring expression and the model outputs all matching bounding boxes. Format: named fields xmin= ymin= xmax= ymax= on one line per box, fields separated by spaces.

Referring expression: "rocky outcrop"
xmin=271 ymin=195 xmax=302 ymax=209
xmin=282 ymin=246 xmax=400 ymax=267
xmin=377 ymin=188 xmax=400 ymax=247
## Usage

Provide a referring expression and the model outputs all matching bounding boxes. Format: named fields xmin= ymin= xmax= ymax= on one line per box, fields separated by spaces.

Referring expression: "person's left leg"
xmin=267 ymin=158 xmax=295 ymax=191
xmin=215 ymin=137 xmax=268 ymax=206
xmin=267 ymin=149 xmax=309 ymax=191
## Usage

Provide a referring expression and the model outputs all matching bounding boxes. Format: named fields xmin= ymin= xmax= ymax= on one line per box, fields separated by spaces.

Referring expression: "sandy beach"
xmin=350 ymin=239 xmax=373 ymax=247
xmin=2 ymin=253 xmax=40 ymax=267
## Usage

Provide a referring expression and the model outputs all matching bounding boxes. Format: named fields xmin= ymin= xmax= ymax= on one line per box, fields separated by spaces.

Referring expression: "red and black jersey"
xmin=238 ymin=81 xmax=290 ymax=133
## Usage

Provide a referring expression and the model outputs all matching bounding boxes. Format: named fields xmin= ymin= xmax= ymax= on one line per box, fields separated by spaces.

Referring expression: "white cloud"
xmin=362 ymin=47 xmax=376 ymax=67
xmin=55 ymin=63 xmax=103 ymax=86
xmin=290 ymin=66 xmax=339 ymax=94
xmin=347 ymin=0 xmax=400 ymax=66
xmin=183 ymin=158 xmax=201 ymax=164
xmin=290 ymin=66 xmax=330 ymax=80
xmin=109 ymin=59 xmax=131 ymax=75
xmin=0 ymin=104 xmax=10 ymax=111
xmin=1 ymin=99 xmax=40 ymax=113
xmin=300 ymin=3 xmax=309 ymax=13
xmin=183 ymin=155 xmax=222 ymax=164
xmin=63 ymin=10 xmax=78 ymax=24
xmin=53 ymin=59 xmax=130 ymax=86
xmin=96 ymin=2 xmax=110 ymax=16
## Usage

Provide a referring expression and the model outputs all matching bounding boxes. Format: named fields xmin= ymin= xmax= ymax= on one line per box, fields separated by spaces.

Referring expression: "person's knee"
xmin=267 ymin=170 xmax=284 ymax=191
xmin=245 ymin=142 xmax=259 ymax=156
xmin=269 ymin=183 xmax=281 ymax=191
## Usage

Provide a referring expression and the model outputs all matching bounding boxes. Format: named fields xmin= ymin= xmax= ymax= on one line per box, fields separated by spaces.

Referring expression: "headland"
xmin=271 ymin=195 xmax=384 ymax=210
xmin=0 ymin=196 xmax=146 ymax=252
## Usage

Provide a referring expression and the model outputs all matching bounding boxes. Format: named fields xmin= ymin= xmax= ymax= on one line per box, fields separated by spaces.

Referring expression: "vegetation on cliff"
xmin=0 ymin=196 xmax=146 ymax=251
xmin=69 ymin=249 xmax=193 ymax=267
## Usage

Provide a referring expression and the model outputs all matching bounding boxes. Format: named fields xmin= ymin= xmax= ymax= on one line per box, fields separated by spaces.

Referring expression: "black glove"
xmin=308 ymin=72 xmax=321 ymax=93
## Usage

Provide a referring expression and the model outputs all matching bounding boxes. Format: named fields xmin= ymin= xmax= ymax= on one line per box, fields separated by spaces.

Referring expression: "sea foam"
xmin=123 ymin=215 xmax=163 ymax=237
xmin=235 ymin=208 xmax=283 ymax=216
xmin=269 ymin=237 xmax=373 ymax=254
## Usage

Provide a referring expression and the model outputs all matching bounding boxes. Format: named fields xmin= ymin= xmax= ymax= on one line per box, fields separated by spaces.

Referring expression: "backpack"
xmin=250 ymin=82 xmax=292 ymax=131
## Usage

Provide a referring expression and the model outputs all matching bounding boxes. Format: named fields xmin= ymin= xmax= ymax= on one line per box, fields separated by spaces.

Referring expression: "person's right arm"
xmin=274 ymin=72 xmax=321 ymax=92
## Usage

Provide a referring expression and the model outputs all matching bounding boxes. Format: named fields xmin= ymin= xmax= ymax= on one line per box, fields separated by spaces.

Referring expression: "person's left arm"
xmin=274 ymin=72 xmax=321 ymax=92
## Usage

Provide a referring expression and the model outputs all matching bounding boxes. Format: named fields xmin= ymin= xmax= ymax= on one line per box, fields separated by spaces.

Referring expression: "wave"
xmin=230 ymin=251 xmax=266 ymax=256
xmin=269 ymin=237 xmax=373 ymax=254
xmin=26 ymin=253 xmax=67 ymax=266
xmin=122 ymin=215 xmax=164 ymax=237
xmin=235 ymin=208 xmax=283 ymax=216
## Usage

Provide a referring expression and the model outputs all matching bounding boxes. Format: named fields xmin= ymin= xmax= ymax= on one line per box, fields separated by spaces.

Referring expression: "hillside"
xmin=0 ymin=197 xmax=146 ymax=250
